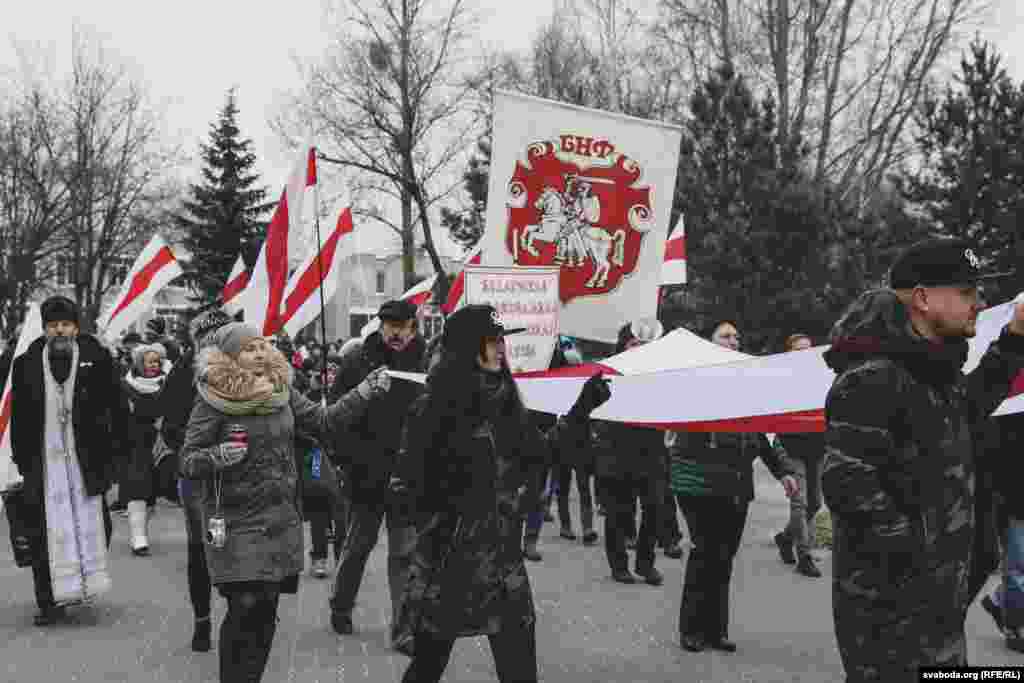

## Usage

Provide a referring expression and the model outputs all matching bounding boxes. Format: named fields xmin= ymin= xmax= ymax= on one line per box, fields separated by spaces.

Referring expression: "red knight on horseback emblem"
xmin=504 ymin=136 xmax=653 ymax=304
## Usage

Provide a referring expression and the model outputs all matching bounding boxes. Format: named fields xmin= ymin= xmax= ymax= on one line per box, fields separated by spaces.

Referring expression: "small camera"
xmin=206 ymin=516 xmax=227 ymax=548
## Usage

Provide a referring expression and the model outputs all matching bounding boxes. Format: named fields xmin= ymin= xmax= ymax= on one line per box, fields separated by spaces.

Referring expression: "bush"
xmin=815 ymin=508 xmax=833 ymax=549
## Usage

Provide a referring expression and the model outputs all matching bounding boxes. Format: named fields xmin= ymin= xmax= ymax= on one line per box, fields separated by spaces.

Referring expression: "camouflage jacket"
xmin=821 ymin=289 xmax=1024 ymax=679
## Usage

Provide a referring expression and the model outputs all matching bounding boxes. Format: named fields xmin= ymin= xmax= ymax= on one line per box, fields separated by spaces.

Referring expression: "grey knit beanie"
xmin=214 ymin=322 xmax=261 ymax=359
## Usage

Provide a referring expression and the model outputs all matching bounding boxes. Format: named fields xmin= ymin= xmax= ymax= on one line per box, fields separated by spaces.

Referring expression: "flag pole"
xmin=312 ymin=147 xmax=330 ymax=409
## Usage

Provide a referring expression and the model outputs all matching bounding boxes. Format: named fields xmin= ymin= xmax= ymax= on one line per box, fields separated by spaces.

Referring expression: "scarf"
xmin=124 ymin=372 xmax=164 ymax=396
xmin=198 ymin=376 xmax=290 ymax=417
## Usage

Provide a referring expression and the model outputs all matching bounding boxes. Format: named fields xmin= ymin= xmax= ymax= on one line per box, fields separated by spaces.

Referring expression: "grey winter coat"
xmin=180 ymin=353 xmax=372 ymax=588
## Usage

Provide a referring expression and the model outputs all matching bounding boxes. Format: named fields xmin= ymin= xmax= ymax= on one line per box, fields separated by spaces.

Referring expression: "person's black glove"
xmin=568 ymin=373 xmax=612 ymax=422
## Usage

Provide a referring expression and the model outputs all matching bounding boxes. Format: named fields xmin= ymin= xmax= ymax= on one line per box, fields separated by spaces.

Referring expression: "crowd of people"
xmin=3 ymin=236 xmax=1024 ymax=682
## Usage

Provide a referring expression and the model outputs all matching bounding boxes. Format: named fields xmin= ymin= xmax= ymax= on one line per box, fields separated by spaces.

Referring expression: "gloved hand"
xmin=568 ymin=373 xmax=612 ymax=421
xmin=357 ymin=366 xmax=392 ymax=400
xmin=389 ymin=475 xmax=409 ymax=495
xmin=209 ymin=441 xmax=247 ymax=471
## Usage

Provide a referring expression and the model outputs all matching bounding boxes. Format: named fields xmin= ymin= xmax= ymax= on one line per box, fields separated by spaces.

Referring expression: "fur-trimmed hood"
xmin=195 ymin=344 xmax=293 ymax=402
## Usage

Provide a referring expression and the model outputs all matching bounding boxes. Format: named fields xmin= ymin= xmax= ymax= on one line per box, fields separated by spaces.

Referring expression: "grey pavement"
xmin=1 ymin=462 xmax=1021 ymax=682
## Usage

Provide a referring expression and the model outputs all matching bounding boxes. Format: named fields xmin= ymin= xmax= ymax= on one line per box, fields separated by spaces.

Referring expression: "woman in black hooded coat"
xmin=390 ymin=304 xmax=611 ymax=683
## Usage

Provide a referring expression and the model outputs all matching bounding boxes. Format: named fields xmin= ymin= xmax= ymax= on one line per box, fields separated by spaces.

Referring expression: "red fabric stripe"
xmin=307 ymin=148 xmax=317 ymax=186
xmin=1011 ymin=370 xmax=1024 ymax=397
xmin=441 ymin=271 xmax=465 ymax=314
xmin=262 ymin=189 xmax=291 ymax=335
xmin=664 ymin=235 xmax=685 ymax=261
xmin=624 ymin=409 xmax=825 ymax=433
xmin=406 ymin=291 xmax=433 ymax=306
xmin=335 ymin=206 xmax=354 ymax=235
xmin=279 ymin=209 xmax=350 ymax=326
xmin=106 ymin=247 xmax=177 ymax=326
xmin=0 ymin=390 xmax=12 ymax=446
xmin=513 ymin=363 xmax=620 ymax=378
xmin=222 ymin=269 xmax=250 ymax=303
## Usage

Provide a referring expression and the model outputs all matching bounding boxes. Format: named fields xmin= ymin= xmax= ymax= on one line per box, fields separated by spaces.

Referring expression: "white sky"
xmin=2 ymin=0 xmax=1022 ymax=255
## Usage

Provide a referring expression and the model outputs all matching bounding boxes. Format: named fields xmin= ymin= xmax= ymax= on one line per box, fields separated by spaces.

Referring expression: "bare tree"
xmin=276 ymin=0 xmax=480 ymax=298
xmin=656 ymin=0 xmax=986 ymax=205
xmin=62 ymin=33 xmax=181 ymax=329
xmin=0 ymin=86 xmax=76 ymax=336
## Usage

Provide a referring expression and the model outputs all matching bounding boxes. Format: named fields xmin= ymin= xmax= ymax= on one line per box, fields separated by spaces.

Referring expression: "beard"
xmin=385 ymin=335 xmax=411 ymax=351
xmin=48 ymin=335 xmax=74 ymax=384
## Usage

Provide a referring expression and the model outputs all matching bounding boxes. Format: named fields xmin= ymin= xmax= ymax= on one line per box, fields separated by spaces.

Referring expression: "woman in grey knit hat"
xmin=180 ymin=322 xmax=391 ymax=683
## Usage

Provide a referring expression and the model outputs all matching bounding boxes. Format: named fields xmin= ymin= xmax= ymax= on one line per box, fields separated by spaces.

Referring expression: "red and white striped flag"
xmin=1 ymin=303 xmax=43 ymax=488
xmin=661 ymin=216 xmax=686 ymax=285
xmin=401 ymin=274 xmax=438 ymax=307
xmin=97 ymin=234 xmax=184 ymax=341
xmin=279 ymin=207 xmax=356 ymax=338
xmin=441 ymin=243 xmax=482 ymax=314
xmin=240 ymin=146 xmax=317 ymax=335
xmin=222 ymin=255 xmax=249 ymax=315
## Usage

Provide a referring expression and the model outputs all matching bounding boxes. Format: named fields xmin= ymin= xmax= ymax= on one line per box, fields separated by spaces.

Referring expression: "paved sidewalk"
xmin=0 ymin=464 xmax=1020 ymax=682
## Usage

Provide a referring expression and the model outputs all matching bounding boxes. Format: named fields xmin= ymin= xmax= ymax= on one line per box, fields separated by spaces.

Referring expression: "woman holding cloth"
xmin=390 ymin=304 xmax=611 ymax=682
xmin=180 ymin=322 xmax=391 ymax=683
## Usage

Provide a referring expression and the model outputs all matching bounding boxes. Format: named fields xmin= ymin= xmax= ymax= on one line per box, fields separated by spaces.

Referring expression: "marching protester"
xmin=390 ymin=304 xmax=611 ymax=682
xmin=9 ymin=296 xmax=125 ymax=626
xmin=120 ymin=342 xmax=170 ymax=556
xmin=822 ymin=238 xmax=1024 ymax=680
xmin=772 ymin=332 xmax=825 ymax=578
xmin=592 ymin=318 xmax=669 ymax=585
xmin=977 ymin=412 xmax=1024 ymax=653
xmin=669 ymin=319 xmax=799 ymax=654
xmin=326 ymin=299 xmax=426 ymax=639
xmin=161 ymin=308 xmax=234 ymax=652
xmin=179 ymin=321 xmax=392 ymax=683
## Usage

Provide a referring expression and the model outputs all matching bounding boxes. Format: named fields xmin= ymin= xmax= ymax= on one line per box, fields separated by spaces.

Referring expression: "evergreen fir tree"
xmin=176 ymin=90 xmax=274 ymax=304
xmin=440 ymin=135 xmax=491 ymax=250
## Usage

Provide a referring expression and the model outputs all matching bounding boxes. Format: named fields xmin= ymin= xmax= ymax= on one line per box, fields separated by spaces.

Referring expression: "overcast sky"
xmin=3 ymin=0 xmax=1022 ymax=255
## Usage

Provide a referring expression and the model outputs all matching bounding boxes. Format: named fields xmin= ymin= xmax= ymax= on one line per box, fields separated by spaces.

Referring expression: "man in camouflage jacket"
xmin=822 ymin=238 xmax=1024 ymax=681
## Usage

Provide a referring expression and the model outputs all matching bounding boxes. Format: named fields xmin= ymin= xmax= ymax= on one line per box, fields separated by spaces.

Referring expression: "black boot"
xmin=329 ymin=598 xmax=353 ymax=635
xmin=796 ymin=554 xmax=822 ymax=578
xmin=34 ymin=604 xmax=65 ymax=627
xmin=775 ymin=532 xmax=796 ymax=565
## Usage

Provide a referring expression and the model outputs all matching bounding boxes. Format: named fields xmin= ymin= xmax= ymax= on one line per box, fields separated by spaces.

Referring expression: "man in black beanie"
xmin=10 ymin=295 xmax=126 ymax=625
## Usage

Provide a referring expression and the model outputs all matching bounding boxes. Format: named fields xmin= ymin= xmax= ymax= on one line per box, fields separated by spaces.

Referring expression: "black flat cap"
xmin=888 ymin=237 xmax=1015 ymax=289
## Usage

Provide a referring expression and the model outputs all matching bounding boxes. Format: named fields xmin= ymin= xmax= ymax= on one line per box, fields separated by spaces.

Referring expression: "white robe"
xmin=42 ymin=342 xmax=111 ymax=606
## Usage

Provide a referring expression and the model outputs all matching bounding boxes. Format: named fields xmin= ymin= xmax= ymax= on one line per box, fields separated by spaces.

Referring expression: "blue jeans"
xmin=994 ymin=517 xmax=1024 ymax=630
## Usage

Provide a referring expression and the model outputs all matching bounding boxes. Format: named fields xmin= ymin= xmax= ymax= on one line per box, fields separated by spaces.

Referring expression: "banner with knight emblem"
xmin=481 ymin=91 xmax=683 ymax=343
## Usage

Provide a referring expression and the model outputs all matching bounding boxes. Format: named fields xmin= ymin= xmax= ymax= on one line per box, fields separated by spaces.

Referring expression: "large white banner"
xmin=464 ymin=265 xmax=560 ymax=373
xmin=481 ymin=91 xmax=682 ymax=343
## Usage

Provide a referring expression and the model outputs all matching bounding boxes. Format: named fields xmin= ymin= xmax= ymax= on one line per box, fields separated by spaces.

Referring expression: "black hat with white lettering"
xmin=888 ymin=237 xmax=1015 ymax=289
xmin=443 ymin=305 xmax=526 ymax=352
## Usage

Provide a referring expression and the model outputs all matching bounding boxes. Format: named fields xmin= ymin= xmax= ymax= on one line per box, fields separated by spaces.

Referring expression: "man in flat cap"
xmin=326 ymin=299 xmax=427 ymax=640
xmin=10 ymin=295 xmax=127 ymax=626
xmin=821 ymin=238 xmax=1024 ymax=680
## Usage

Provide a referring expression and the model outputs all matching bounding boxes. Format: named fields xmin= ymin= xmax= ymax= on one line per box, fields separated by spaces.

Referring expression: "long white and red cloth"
xmin=96 ymin=234 xmax=184 ymax=342
xmin=389 ymin=298 xmax=1024 ymax=431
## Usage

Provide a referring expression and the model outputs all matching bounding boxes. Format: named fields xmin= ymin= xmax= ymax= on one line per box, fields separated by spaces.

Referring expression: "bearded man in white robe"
xmin=10 ymin=296 xmax=126 ymax=625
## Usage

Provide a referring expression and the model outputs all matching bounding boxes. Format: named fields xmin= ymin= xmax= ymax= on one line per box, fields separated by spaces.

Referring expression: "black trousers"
xmin=601 ymin=474 xmax=659 ymax=574
xmin=677 ymin=495 xmax=749 ymax=641
xmin=556 ymin=463 xmax=595 ymax=533
xmin=401 ymin=620 xmax=538 ymax=683
xmin=31 ymin=497 xmax=113 ymax=610
xmin=218 ymin=581 xmax=281 ymax=683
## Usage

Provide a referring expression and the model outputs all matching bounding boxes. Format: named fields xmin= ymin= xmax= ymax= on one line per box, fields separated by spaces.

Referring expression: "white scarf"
xmin=42 ymin=340 xmax=111 ymax=606
xmin=124 ymin=372 xmax=164 ymax=395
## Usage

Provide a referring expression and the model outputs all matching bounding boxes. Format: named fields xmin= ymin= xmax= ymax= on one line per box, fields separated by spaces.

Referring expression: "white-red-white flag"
xmin=222 ymin=255 xmax=249 ymax=315
xmin=441 ymin=243 xmax=482 ymax=314
xmin=0 ymin=303 xmax=42 ymax=488
xmin=97 ymin=234 xmax=184 ymax=341
xmin=279 ymin=207 xmax=356 ymax=338
xmin=240 ymin=147 xmax=317 ymax=335
xmin=400 ymin=274 xmax=438 ymax=307
xmin=661 ymin=216 xmax=686 ymax=285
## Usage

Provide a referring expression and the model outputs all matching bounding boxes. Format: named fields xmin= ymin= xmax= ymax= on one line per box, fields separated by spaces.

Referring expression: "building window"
xmin=375 ymin=270 xmax=386 ymax=295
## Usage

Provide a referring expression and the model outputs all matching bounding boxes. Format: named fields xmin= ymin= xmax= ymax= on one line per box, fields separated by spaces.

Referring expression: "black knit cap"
xmin=189 ymin=308 xmax=233 ymax=343
xmin=40 ymin=296 xmax=79 ymax=326
xmin=889 ymin=238 xmax=1015 ymax=289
